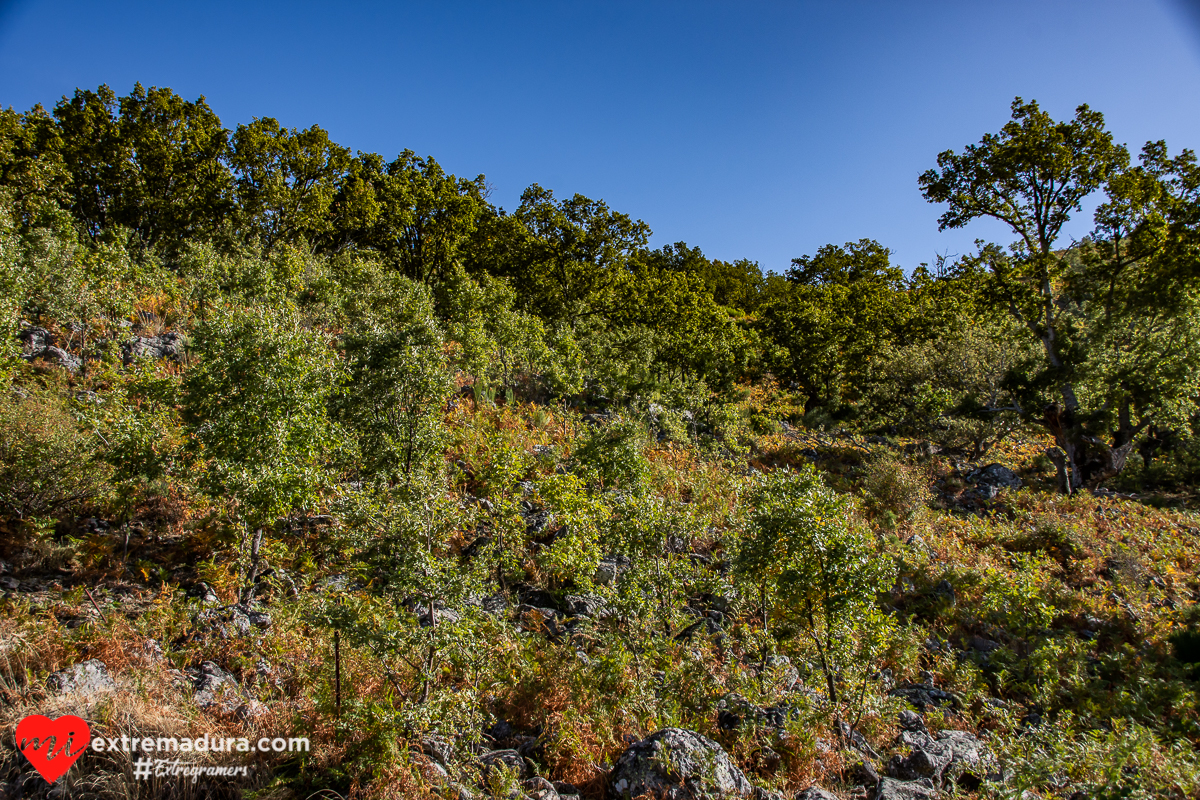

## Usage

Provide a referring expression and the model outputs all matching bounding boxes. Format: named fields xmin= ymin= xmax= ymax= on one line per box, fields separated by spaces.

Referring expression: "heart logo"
xmin=16 ymin=715 xmax=90 ymax=784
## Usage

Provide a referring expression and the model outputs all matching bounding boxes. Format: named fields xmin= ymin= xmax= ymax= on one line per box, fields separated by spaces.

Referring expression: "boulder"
xmin=563 ymin=593 xmax=609 ymax=619
xmin=936 ymin=730 xmax=987 ymax=786
xmin=37 ymin=346 xmax=81 ymax=373
xmin=608 ymin=728 xmax=756 ymax=799
xmin=888 ymin=728 xmax=988 ymax=788
xmin=478 ymin=748 xmax=530 ymax=781
xmin=523 ymin=777 xmax=560 ymax=800
xmin=795 ymin=788 xmax=838 ymax=800
xmin=193 ymin=661 xmax=238 ymax=709
xmin=19 ymin=326 xmax=54 ymax=355
xmin=889 ymin=681 xmax=959 ymax=712
xmin=887 ymin=734 xmax=952 ymax=782
xmin=422 ymin=734 xmax=455 ymax=766
xmin=47 ymin=659 xmax=116 ymax=695
xmin=874 ymin=777 xmax=936 ymax=800
xmin=594 ymin=555 xmax=630 ymax=586
xmin=897 ymin=710 xmax=926 ymax=733
xmin=121 ymin=332 xmax=185 ymax=364
xmin=968 ymin=463 xmax=1022 ymax=491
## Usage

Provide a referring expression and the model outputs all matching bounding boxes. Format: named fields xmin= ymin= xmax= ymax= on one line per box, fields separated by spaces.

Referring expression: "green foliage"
xmin=229 ymin=117 xmax=350 ymax=251
xmin=438 ymin=267 xmax=583 ymax=398
xmin=82 ymin=363 xmax=183 ymax=508
xmin=571 ymin=417 xmax=651 ymax=492
xmin=734 ymin=466 xmax=895 ymax=717
xmin=0 ymin=387 xmax=111 ymax=520
xmin=534 ymin=472 xmax=611 ymax=586
xmin=861 ymin=454 xmax=931 ymax=527
xmin=977 ymin=557 xmax=1057 ymax=639
xmin=922 ymin=97 xmax=1200 ymax=487
xmin=871 ymin=312 xmax=1038 ymax=456
xmin=991 ymin=718 xmax=1200 ymax=799
xmin=760 ymin=239 xmax=909 ymax=410
xmin=0 ymin=204 xmax=25 ymax=383
xmin=334 ymin=281 xmax=450 ymax=486
xmin=506 ymin=184 xmax=650 ymax=325
xmin=182 ymin=303 xmax=342 ymax=524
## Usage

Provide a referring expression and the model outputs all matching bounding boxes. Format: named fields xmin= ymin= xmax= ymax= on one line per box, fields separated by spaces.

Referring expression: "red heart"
xmin=15 ymin=715 xmax=90 ymax=784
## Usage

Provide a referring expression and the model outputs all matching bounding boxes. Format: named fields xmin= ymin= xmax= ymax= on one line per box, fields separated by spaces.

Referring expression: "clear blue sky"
xmin=1 ymin=0 xmax=1199 ymax=275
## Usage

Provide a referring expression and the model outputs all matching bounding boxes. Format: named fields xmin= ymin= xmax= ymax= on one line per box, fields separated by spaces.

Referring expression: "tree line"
xmin=3 ymin=86 xmax=1199 ymax=489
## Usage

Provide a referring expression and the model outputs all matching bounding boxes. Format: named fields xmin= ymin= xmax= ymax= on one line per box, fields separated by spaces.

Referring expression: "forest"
xmin=1 ymin=83 xmax=1200 ymax=799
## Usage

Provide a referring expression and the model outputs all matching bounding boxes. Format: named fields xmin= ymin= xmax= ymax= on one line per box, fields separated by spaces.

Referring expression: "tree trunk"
xmin=242 ymin=527 xmax=264 ymax=605
xmin=1043 ymin=400 xmax=1140 ymax=492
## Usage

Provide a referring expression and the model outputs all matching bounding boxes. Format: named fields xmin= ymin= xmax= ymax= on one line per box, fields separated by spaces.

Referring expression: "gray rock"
xmin=478 ymin=748 xmax=530 ymax=781
xmin=523 ymin=777 xmax=559 ymax=800
xmin=889 ymin=682 xmax=959 ymax=711
xmin=19 ymin=326 xmax=54 ymax=355
xmin=898 ymin=710 xmax=926 ymax=733
xmin=874 ymin=777 xmax=936 ymax=800
xmin=523 ymin=509 xmax=552 ymax=536
xmin=563 ymin=593 xmax=609 ymax=619
xmin=936 ymin=730 xmax=986 ymax=783
xmin=193 ymin=661 xmax=238 ymax=709
xmin=888 ymin=728 xmax=986 ymax=788
xmin=231 ymin=607 xmax=252 ymax=636
xmin=48 ymin=659 xmax=116 ymax=695
xmin=121 ymin=332 xmax=185 ymax=364
xmin=423 ymin=734 xmax=455 ymax=766
xmin=795 ymin=788 xmax=838 ymax=800
xmin=967 ymin=636 xmax=1001 ymax=654
xmin=38 ymin=346 xmax=81 ymax=373
xmin=887 ymin=737 xmax=952 ymax=782
xmin=608 ymin=728 xmax=756 ymax=799
xmin=0 ymin=577 xmax=19 ymax=592
xmin=969 ymin=463 xmax=1022 ymax=490
xmin=594 ymin=555 xmax=629 ymax=586
xmin=975 ymin=484 xmax=1002 ymax=500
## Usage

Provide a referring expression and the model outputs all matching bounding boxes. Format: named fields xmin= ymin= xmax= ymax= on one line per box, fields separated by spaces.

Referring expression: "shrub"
xmin=0 ymin=388 xmax=111 ymax=520
xmin=572 ymin=417 xmax=650 ymax=491
xmin=1001 ymin=517 xmax=1085 ymax=569
xmin=733 ymin=466 xmax=895 ymax=728
xmin=862 ymin=453 xmax=931 ymax=527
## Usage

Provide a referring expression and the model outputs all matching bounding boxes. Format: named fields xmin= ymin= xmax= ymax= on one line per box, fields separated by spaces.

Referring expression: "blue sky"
xmin=1 ymin=0 xmax=1198 ymax=275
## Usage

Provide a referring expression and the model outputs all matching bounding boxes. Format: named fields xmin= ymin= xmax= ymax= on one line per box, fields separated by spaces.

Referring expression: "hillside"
xmin=1 ymin=86 xmax=1200 ymax=799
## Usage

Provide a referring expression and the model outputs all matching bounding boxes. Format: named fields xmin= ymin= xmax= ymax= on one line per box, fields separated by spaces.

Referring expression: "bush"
xmin=0 ymin=388 xmax=111 ymax=520
xmin=733 ymin=466 xmax=895 ymax=722
xmin=1001 ymin=516 xmax=1085 ymax=569
xmin=862 ymin=453 xmax=931 ymax=527
xmin=572 ymin=417 xmax=650 ymax=491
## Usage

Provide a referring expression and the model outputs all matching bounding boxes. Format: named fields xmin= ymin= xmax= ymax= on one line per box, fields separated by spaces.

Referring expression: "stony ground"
xmin=2 ymin=405 xmax=1199 ymax=800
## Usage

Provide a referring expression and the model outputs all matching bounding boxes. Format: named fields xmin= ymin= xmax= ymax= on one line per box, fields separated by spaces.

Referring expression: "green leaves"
xmin=760 ymin=239 xmax=910 ymax=411
xmin=921 ymin=97 xmax=1200 ymax=486
xmin=738 ymin=467 xmax=891 ymax=623
xmin=229 ymin=118 xmax=351 ymax=251
xmin=733 ymin=466 xmax=895 ymax=710
xmin=337 ymin=302 xmax=451 ymax=487
xmin=182 ymin=303 xmax=343 ymax=524
xmin=919 ymin=97 xmax=1127 ymax=251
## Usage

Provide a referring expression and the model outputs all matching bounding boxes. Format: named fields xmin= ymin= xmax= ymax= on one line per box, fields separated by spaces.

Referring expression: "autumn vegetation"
xmin=1 ymin=85 xmax=1200 ymax=798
